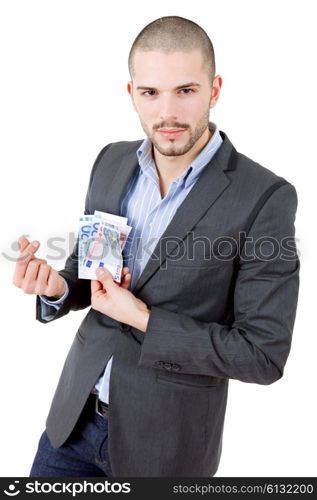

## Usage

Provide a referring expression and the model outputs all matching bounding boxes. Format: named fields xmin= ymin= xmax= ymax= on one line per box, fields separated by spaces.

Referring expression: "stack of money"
xmin=78 ymin=210 xmax=132 ymax=282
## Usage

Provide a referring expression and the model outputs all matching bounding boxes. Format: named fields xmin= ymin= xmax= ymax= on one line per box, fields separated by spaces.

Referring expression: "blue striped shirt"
xmin=94 ymin=123 xmax=223 ymax=402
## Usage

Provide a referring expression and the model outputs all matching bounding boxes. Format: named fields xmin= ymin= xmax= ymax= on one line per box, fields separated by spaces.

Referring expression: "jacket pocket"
xmin=156 ymin=372 xmax=219 ymax=392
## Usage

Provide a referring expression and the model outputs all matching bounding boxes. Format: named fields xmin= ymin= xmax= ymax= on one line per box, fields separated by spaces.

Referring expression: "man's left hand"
xmin=91 ymin=267 xmax=150 ymax=333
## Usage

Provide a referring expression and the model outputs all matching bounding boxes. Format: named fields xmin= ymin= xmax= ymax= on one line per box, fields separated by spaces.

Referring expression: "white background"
xmin=0 ymin=0 xmax=316 ymax=477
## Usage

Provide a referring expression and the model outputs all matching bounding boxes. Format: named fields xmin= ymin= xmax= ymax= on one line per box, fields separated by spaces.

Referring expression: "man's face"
xmin=128 ymin=50 xmax=221 ymax=157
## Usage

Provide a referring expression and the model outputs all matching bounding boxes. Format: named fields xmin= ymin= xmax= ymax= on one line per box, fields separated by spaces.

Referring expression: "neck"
xmin=153 ymin=126 xmax=212 ymax=183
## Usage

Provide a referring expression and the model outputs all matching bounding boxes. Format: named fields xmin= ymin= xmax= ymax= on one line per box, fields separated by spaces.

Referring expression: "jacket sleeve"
xmin=36 ymin=143 xmax=112 ymax=323
xmin=138 ymin=182 xmax=300 ymax=385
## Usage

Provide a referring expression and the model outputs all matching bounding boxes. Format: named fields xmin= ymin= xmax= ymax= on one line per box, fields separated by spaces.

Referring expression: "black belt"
xmin=90 ymin=392 xmax=109 ymax=419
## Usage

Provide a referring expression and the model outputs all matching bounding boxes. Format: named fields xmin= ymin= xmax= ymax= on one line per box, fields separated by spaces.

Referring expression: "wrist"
xmin=52 ymin=278 xmax=66 ymax=299
xmin=133 ymin=304 xmax=150 ymax=333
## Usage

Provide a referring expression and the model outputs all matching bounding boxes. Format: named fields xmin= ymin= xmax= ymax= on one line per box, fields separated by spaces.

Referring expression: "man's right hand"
xmin=12 ymin=236 xmax=66 ymax=299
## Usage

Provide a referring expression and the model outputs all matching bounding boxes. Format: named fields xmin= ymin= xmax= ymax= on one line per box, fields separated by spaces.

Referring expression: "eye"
xmin=142 ymin=90 xmax=157 ymax=97
xmin=179 ymin=88 xmax=194 ymax=94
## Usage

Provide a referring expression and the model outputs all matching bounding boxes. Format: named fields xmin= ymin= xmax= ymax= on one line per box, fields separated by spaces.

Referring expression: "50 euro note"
xmin=94 ymin=211 xmax=131 ymax=251
xmin=78 ymin=210 xmax=132 ymax=282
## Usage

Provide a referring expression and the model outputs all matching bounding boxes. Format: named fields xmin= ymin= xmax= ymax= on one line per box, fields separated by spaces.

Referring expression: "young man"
xmin=13 ymin=16 xmax=300 ymax=477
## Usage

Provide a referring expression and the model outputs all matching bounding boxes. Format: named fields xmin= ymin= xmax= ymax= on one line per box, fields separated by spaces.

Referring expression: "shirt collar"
xmin=136 ymin=121 xmax=223 ymax=188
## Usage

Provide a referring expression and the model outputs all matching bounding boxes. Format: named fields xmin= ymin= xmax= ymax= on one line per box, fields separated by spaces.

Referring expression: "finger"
xmin=95 ymin=267 xmax=115 ymax=290
xmin=121 ymin=273 xmax=131 ymax=290
xmin=37 ymin=258 xmax=48 ymax=264
xmin=13 ymin=240 xmax=41 ymax=284
xmin=13 ymin=237 xmax=32 ymax=284
xmin=120 ymin=267 xmax=130 ymax=288
xmin=18 ymin=236 xmax=30 ymax=253
xmin=35 ymin=263 xmax=51 ymax=294
xmin=17 ymin=240 xmax=40 ymax=265
xmin=22 ymin=260 xmax=41 ymax=293
xmin=122 ymin=267 xmax=130 ymax=277
xmin=24 ymin=259 xmax=41 ymax=280
xmin=13 ymin=257 xmax=47 ymax=287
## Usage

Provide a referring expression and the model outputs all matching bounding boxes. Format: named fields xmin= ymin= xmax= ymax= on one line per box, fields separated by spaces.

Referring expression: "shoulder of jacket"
xmin=233 ymin=150 xmax=293 ymax=195
xmin=97 ymin=139 xmax=143 ymax=161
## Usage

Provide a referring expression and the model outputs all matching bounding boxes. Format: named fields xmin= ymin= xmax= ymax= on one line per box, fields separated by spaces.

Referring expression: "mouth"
xmin=156 ymin=128 xmax=187 ymax=139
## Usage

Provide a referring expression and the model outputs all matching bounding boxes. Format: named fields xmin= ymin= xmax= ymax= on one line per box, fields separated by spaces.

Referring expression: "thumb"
xmin=95 ymin=266 xmax=116 ymax=290
xmin=91 ymin=279 xmax=103 ymax=295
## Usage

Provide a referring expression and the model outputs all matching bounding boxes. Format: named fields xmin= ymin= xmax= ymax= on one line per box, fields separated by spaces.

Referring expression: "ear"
xmin=209 ymin=75 xmax=222 ymax=110
xmin=127 ymin=81 xmax=133 ymax=96
xmin=127 ymin=81 xmax=137 ymax=111
xmin=127 ymin=80 xmax=137 ymax=111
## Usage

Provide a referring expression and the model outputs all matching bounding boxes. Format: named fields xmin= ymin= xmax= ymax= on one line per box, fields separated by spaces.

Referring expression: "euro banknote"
xmin=78 ymin=210 xmax=131 ymax=282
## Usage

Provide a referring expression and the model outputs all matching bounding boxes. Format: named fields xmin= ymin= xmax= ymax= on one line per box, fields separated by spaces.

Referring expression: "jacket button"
xmin=153 ymin=360 xmax=164 ymax=368
xmin=172 ymin=364 xmax=181 ymax=372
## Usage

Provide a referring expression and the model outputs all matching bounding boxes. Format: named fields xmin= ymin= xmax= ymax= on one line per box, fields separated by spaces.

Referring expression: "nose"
xmin=159 ymin=93 xmax=180 ymax=123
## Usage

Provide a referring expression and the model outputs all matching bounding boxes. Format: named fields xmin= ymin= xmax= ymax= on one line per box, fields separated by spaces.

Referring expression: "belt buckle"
xmin=95 ymin=395 xmax=108 ymax=418
xmin=95 ymin=396 xmax=104 ymax=418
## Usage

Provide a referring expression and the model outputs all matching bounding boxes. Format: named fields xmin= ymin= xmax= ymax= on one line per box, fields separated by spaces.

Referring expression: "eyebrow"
xmin=136 ymin=82 xmax=201 ymax=91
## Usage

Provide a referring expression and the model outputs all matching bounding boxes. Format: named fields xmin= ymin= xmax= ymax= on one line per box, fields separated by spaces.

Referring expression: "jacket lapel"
xmin=101 ymin=143 xmax=142 ymax=215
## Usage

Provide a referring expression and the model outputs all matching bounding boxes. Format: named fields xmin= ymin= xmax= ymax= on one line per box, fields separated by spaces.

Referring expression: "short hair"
xmin=128 ymin=16 xmax=216 ymax=81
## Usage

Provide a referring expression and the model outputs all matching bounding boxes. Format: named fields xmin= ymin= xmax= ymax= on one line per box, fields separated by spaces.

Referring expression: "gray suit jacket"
xmin=36 ymin=131 xmax=300 ymax=477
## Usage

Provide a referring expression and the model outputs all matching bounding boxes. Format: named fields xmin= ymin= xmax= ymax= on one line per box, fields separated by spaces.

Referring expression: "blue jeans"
xmin=30 ymin=394 xmax=113 ymax=477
